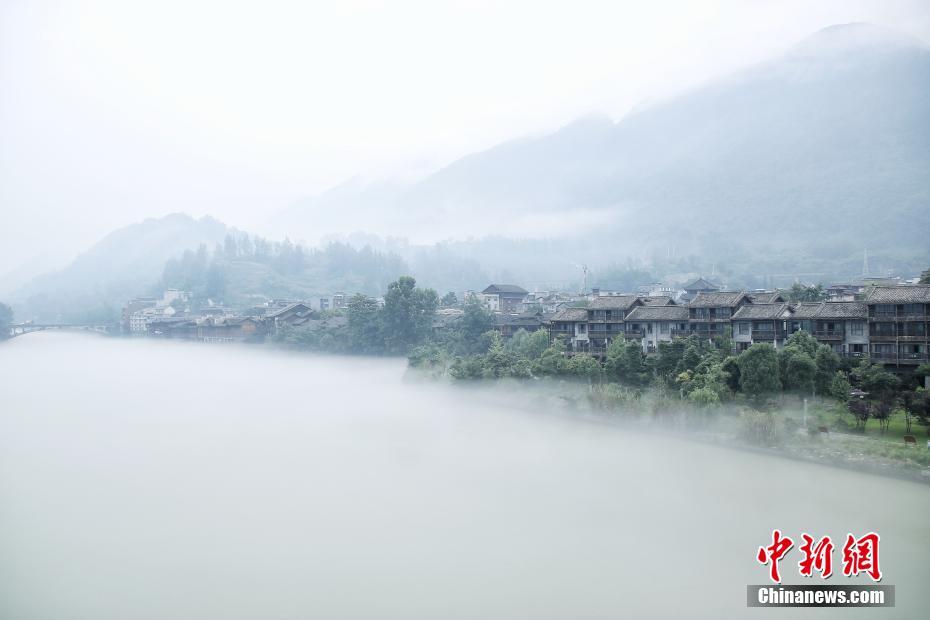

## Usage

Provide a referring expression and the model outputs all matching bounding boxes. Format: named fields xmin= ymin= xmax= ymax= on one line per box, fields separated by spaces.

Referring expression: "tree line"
xmin=274 ymin=276 xmax=438 ymax=355
xmin=161 ymin=235 xmax=408 ymax=304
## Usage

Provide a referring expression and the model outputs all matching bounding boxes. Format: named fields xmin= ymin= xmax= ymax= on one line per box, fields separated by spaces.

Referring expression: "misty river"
xmin=1 ymin=332 xmax=928 ymax=619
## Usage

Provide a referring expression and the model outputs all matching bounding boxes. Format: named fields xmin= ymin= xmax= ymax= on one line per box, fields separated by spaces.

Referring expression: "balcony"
xmin=670 ymin=329 xmax=690 ymax=338
xmin=869 ymin=352 xmax=929 ymax=364
xmin=751 ymin=331 xmax=777 ymax=340
xmin=870 ymin=313 xmax=928 ymax=322
xmin=567 ymin=347 xmax=607 ymax=357
xmin=624 ymin=330 xmax=644 ymax=339
xmin=813 ymin=330 xmax=843 ymax=340
xmin=869 ymin=333 xmax=897 ymax=342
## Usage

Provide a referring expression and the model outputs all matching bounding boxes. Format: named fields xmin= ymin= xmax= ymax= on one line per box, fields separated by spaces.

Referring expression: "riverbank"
xmin=406 ymin=373 xmax=930 ymax=486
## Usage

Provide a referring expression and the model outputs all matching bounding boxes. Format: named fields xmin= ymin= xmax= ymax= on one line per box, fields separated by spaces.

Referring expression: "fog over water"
xmin=1 ymin=332 xmax=928 ymax=619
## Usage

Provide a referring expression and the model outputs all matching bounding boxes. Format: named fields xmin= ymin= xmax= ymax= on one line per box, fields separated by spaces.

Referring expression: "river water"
xmin=1 ymin=332 xmax=928 ymax=619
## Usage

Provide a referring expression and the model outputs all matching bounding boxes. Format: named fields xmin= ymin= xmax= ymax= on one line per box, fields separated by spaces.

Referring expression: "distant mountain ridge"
xmin=275 ymin=22 xmax=930 ymax=271
xmin=11 ymin=214 xmax=228 ymax=322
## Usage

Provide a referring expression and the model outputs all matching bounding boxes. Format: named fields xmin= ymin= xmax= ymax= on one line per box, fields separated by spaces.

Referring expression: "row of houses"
xmin=125 ymin=298 xmax=349 ymax=343
xmin=546 ymin=285 xmax=930 ymax=367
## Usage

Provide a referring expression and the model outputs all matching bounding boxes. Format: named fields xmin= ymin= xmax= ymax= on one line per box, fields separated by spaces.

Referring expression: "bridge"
xmin=6 ymin=323 xmax=115 ymax=338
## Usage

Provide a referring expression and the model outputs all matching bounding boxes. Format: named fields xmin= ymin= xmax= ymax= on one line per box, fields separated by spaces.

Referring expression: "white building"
xmin=623 ymin=305 xmax=690 ymax=352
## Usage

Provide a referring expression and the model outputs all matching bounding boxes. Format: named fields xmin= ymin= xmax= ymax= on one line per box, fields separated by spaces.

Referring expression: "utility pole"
xmin=582 ymin=264 xmax=588 ymax=295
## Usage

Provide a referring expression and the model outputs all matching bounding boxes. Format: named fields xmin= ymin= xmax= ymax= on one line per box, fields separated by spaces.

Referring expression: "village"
xmin=121 ymin=275 xmax=930 ymax=371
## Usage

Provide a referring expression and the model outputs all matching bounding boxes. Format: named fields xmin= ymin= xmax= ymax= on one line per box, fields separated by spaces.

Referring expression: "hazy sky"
xmin=2 ymin=0 xmax=929 ymax=275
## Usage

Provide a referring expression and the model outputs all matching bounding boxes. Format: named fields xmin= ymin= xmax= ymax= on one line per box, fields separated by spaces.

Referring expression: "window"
xmin=738 ymin=322 xmax=749 ymax=335
xmin=872 ymin=304 xmax=894 ymax=318
xmin=578 ymin=323 xmax=586 ymax=333
xmin=660 ymin=322 xmax=669 ymax=334
xmin=870 ymin=323 xmax=895 ymax=337
xmin=849 ymin=321 xmax=863 ymax=336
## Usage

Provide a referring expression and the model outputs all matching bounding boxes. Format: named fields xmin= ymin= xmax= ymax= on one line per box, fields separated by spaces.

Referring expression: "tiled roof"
xmin=815 ymin=301 xmax=867 ymax=319
xmin=550 ymin=308 xmax=589 ymax=322
xmin=494 ymin=313 xmax=544 ymax=326
xmin=482 ymin=284 xmax=528 ymax=295
xmin=789 ymin=302 xmax=823 ymax=319
xmin=864 ymin=285 xmax=930 ymax=303
xmin=588 ymin=295 xmax=641 ymax=310
xmin=264 ymin=302 xmax=313 ymax=318
xmin=689 ymin=291 xmax=747 ymax=308
xmin=683 ymin=277 xmax=720 ymax=291
xmin=642 ymin=296 xmax=677 ymax=306
xmin=748 ymin=292 xmax=785 ymax=304
xmin=299 ymin=316 xmax=349 ymax=331
xmin=625 ymin=306 xmax=690 ymax=321
xmin=732 ymin=303 xmax=790 ymax=320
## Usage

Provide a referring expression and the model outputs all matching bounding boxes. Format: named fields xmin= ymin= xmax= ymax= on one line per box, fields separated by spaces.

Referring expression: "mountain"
xmin=275 ymin=23 xmax=930 ymax=277
xmin=11 ymin=214 xmax=228 ymax=322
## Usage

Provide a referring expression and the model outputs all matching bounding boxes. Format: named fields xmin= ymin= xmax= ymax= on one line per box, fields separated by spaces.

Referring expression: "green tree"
xmin=713 ymin=327 xmax=733 ymax=358
xmin=440 ymin=291 xmax=458 ymax=307
xmin=477 ymin=330 xmax=502 ymax=354
xmin=480 ymin=336 xmax=531 ymax=379
xmin=381 ymin=276 xmax=439 ymax=354
xmin=907 ymin=390 xmax=930 ymax=435
xmin=814 ymin=345 xmax=840 ymax=395
xmin=915 ymin=363 xmax=930 ymax=389
xmin=850 ymin=362 xmax=899 ymax=432
xmin=0 ymin=302 xmax=13 ymax=339
xmin=204 ymin=263 xmax=227 ymax=299
xmin=532 ymin=342 xmax=568 ymax=377
xmin=785 ymin=283 xmax=828 ymax=302
xmin=919 ymin=268 xmax=930 ymax=284
xmin=785 ymin=330 xmax=819 ymax=357
xmin=784 ymin=351 xmax=817 ymax=395
xmin=851 ymin=362 xmax=899 ymax=398
xmin=606 ymin=338 xmax=647 ymax=385
xmin=737 ymin=344 xmax=781 ymax=402
xmin=847 ymin=397 xmax=871 ymax=429
xmin=694 ymin=359 xmax=732 ymax=401
xmin=461 ymin=293 xmax=493 ymax=350
xmin=678 ymin=344 xmax=703 ymax=374
xmin=829 ymin=371 xmax=852 ymax=402
xmin=654 ymin=340 xmax=686 ymax=383
xmin=689 ymin=387 xmax=721 ymax=407
xmin=721 ymin=356 xmax=741 ymax=393
xmin=347 ymin=294 xmax=383 ymax=354
xmin=509 ymin=329 xmax=549 ymax=360
xmin=223 ymin=233 xmax=238 ymax=259
xmin=567 ymin=354 xmax=603 ymax=383
xmin=449 ymin=355 xmax=486 ymax=380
